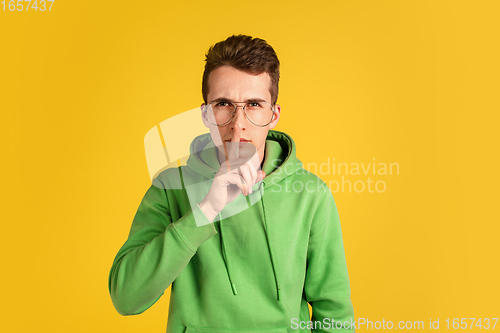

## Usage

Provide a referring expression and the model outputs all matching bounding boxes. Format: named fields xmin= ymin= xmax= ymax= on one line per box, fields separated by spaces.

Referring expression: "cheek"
xmin=209 ymin=127 xmax=225 ymax=145
xmin=252 ymin=129 xmax=268 ymax=147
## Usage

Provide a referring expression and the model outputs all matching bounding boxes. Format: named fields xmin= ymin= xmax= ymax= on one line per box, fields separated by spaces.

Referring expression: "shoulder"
xmin=152 ymin=167 xmax=184 ymax=190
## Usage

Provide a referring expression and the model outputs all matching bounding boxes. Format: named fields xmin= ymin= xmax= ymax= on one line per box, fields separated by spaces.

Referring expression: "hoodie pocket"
xmin=185 ymin=326 xmax=288 ymax=333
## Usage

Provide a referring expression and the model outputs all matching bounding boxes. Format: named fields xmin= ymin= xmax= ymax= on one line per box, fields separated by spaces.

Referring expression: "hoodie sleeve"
xmin=108 ymin=182 xmax=217 ymax=316
xmin=304 ymin=187 xmax=355 ymax=332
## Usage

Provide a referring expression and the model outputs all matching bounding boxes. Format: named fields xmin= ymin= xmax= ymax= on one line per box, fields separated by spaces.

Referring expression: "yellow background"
xmin=2 ymin=0 xmax=499 ymax=332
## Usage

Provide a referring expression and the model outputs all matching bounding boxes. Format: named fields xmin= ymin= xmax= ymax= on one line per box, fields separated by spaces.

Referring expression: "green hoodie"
xmin=109 ymin=130 xmax=354 ymax=332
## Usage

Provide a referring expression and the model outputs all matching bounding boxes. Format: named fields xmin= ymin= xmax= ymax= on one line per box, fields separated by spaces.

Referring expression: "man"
xmin=109 ymin=34 xmax=355 ymax=332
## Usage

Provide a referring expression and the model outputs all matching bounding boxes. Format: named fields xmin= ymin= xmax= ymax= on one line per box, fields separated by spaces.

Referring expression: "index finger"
xmin=227 ymin=123 xmax=242 ymax=161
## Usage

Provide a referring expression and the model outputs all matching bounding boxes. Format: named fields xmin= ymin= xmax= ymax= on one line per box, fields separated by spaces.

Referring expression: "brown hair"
xmin=202 ymin=34 xmax=280 ymax=105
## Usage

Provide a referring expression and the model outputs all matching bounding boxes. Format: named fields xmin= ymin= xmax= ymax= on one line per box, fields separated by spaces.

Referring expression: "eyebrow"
xmin=211 ymin=97 xmax=267 ymax=103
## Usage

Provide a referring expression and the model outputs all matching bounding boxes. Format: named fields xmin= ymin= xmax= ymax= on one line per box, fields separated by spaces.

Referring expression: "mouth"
xmin=225 ymin=139 xmax=250 ymax=142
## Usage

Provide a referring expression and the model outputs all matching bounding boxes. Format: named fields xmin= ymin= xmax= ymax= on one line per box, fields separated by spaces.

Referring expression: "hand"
xmin=199 ymin=125 xmax=266 ymax=221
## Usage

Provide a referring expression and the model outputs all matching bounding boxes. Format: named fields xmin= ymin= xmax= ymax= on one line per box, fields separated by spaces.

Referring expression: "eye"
xmin=248 ymin=102 xmax=262 ymax=107
xmin=216 ymin=101 xmax=229 ymax=107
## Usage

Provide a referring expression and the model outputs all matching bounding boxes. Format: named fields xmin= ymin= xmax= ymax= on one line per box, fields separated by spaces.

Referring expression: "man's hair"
xmin=202 ymin=34 xmax=280 ymax=105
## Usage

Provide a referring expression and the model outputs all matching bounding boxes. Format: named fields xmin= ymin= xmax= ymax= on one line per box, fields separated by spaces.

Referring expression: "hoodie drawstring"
xmin=259 ymin=181 xmax=281 ymax=301
xmin=219 ymin=215 xmax=238 ymax=295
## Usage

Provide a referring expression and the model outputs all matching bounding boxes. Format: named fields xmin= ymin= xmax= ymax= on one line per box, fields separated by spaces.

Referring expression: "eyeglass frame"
xmin=204 ymin=100 xmax=276 ymax=127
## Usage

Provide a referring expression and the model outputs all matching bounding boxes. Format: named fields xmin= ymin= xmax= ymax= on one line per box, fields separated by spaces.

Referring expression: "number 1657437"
xmin=2 ymin=0 xmax=55 ymax=11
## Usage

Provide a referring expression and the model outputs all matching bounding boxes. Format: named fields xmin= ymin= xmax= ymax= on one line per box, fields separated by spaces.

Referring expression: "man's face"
xmin=201 ymin=65 xmax=281 ymax=164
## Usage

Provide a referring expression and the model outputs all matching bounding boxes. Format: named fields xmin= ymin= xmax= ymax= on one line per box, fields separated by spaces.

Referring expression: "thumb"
xmin=257 ymin=170 xmax=266 ymax=183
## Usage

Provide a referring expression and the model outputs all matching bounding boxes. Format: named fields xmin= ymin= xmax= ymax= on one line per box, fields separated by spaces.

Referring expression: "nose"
xmin=231 ymin=104 xmax=247 ymax=130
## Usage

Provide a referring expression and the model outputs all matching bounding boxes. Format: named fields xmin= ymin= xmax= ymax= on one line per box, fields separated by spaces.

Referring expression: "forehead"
xmin=207 ymin=65 xmax=271 ymax=102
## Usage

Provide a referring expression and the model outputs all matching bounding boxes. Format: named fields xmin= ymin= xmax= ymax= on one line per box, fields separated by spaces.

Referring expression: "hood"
xmin=184 ymin=129 xmax=303 ymax=301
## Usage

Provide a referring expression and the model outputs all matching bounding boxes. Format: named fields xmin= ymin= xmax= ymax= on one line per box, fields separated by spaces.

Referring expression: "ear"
xmin=201 ymin=103 xmax=211 ymax=128
xmin=269 ymin=104 xmax=281 ymax=129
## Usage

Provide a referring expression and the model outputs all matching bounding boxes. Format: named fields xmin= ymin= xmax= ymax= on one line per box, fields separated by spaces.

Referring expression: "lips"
xmin=225 ymin=139 xmax=250 ymax=142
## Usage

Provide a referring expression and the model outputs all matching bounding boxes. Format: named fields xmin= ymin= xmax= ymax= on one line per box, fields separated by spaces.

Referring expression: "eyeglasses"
xmin=204 ymin=100 xmax=275 ymax=127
